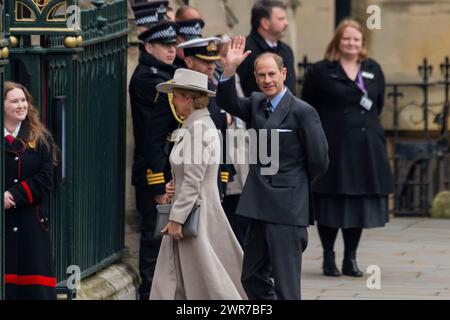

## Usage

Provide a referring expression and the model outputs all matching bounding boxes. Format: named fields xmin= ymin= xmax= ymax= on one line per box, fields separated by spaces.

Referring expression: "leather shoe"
xmin=322 ymin=251 xmax=341 ymax=277
xmin=342 ymin=259 xmax=363 ymax=277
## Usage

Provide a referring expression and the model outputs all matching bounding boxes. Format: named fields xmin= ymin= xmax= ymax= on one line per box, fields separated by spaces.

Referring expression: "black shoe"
xmin=322 ymin=251 xmax=341 ymax=277
xmin=342 ymin=259 xmax=363 ymax=277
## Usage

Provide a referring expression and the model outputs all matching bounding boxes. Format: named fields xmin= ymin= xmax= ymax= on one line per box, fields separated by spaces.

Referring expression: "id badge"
xmin=360 ymin=95 xmax=373 ymax=111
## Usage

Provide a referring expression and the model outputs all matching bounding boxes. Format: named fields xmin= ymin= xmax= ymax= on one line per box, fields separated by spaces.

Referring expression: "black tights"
xmin=317 ymin=224 xmax=362 ymax=260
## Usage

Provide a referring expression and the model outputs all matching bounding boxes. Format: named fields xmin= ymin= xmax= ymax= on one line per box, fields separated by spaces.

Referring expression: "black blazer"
xmin=217 ymin=77 xmax=329 ymax=226
xmin=129 ymin=50 xmax=178 ymax=195
xmin=236 ymin=30 xmax=297 ymax=97
xmin=301 ymin=58 xmax=394 ymax=195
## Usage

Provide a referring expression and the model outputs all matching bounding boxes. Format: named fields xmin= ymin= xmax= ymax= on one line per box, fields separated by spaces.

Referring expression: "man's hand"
xmin=4 ymin=191 xmax=16 ymax=210
xmin=165 ymin=180 xmax=175 ymax=201
xmin=161 ymin=220 xmax=184 ymax=240
xmin=155 ymin=194 xmax=170 ymax=204
xmin=220 ymin=36 xmax=252 ymax=78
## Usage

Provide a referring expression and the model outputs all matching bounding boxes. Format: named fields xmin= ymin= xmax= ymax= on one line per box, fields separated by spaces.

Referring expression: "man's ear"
xmin=260 ymin=17 xmax=270 ymax=31
xmin=282 ymin=67 xmax=287 ymax=81
xmin=144 ymin=43 xmax=153 ymax=55
xmin=184 ymin=56 xmax=194 ymax=68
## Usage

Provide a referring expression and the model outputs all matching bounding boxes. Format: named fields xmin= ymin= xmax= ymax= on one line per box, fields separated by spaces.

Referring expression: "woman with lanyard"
xmin=302 ymin=19 xmax=393 ymax=277
xmin=4 ymin=81 xmax=58 ymax=299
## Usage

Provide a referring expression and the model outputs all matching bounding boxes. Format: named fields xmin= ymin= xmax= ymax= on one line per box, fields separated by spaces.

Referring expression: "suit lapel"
xmin=263 ymin=89 xmax=292 ymax=129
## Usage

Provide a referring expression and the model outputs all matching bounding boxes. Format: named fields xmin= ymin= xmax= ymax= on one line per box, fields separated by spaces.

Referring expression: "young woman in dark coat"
xmin=301 ymin=19 xmax=393 ymax=277
xmin=4 ymin=81 xmax=58 ymax=299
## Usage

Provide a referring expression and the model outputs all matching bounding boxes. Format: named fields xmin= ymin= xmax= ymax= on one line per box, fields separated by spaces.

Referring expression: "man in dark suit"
xmin=237 ymin=0 xmax=297 ymax=97
xmin=217 ymin=36 xmax=329 ymax=300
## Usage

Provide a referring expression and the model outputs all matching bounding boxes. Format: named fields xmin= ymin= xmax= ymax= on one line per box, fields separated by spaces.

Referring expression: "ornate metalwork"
xmin=10 ymin=0 xmax=78 ymax=35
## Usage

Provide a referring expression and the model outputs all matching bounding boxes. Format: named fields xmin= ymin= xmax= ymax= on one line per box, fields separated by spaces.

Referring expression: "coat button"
xmin=361 ymin=110 xmax=365 ymax=114
xmin=13 ymin=179 xmax=18 ymax=183
xmin=13 ymin=227 xmax=18 ymax=232
xmin=361 ymin=127 xmax=366 ymax=132
xmin=14 ymin=156 xmax=19 ymax=161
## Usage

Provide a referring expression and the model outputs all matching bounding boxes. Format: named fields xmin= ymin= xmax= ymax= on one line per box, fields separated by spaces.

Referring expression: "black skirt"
xmin=313 ymin=193 xmax=389 ymax=229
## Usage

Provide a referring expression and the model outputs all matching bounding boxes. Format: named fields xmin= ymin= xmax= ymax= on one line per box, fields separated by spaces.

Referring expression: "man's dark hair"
xmin=251 ymin=0 xmax=287 ymax=31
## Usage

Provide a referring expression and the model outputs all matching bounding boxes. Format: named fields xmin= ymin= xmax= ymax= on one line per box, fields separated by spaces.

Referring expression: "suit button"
xmin=13 ymin=179 xmax=18 ymax=183
xmin=13 ymin=227 xmax=18 ymax=232
xmin=361 ymin=127 xmax=366 ymax=132
xmin=361 ymin=110 xmax=365 ymax=114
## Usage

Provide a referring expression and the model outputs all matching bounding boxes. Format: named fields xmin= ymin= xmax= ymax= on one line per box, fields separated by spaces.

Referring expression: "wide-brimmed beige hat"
xmin=156 ymin=68 xmax=216 ymax=97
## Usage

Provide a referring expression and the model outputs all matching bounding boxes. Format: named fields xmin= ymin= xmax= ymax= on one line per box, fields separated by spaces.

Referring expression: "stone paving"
xmin=302 ymin=217 xmax=450 ymax=300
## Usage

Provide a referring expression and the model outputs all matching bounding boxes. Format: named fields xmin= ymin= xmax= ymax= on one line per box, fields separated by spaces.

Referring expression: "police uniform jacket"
xmin=301 ymin=58 xmax=394 ymax=195
xmin=236 ymin=30 xmax=297 ymax=97
xmin=217 ymin=77 xmax=329 ymax=226
xmin=4 ymin=121 xmax=56 ymax=299
xmin=129 ymin=49 xmax=179 ymax=196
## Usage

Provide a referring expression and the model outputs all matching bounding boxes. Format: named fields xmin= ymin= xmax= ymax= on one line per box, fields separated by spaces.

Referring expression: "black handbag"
xmin=154 ymin=203 xmax=200 ymax=238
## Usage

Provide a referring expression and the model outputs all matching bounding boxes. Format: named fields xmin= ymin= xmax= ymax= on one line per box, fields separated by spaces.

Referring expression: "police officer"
xmin=178 ymin=37 xmax=234 ymax=198
xmin=129 ymin=20 xmax=180 ymax=300
xmin=173 ymin=19 xmax=205 ymax=69
xmin=131 ymin=1 xmax=170 ymax=34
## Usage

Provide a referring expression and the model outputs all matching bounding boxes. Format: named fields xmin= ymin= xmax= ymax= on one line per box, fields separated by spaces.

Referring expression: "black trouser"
xmin=222 ymin=194 xmax=251 ymax=247
xmin=135 ymin=187 xmax=162 ymax=300
xmin=317 ymin=224 xmax=362 ymax=259
xmin=241 ymin=220 xmax=308 ymax=300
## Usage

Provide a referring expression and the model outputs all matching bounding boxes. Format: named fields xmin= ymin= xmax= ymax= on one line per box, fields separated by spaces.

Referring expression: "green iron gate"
xmin=3 ymin=0 xmax=128 ymax=296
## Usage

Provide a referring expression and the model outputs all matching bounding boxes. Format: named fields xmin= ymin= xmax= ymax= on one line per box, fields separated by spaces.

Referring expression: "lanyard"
xmin=356 ymin=69 xmax=367 ymax=95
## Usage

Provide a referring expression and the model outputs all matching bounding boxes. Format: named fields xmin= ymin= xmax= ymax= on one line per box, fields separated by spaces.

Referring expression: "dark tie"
xmin=265 ymin=100 xmax=273 ymax=118
xmin=5 ymin=134 xmax=14 ymax=145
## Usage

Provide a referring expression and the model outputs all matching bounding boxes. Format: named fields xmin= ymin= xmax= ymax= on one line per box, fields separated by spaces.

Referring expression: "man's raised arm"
xmin=216 ymin=36 xmax=252 ymax=123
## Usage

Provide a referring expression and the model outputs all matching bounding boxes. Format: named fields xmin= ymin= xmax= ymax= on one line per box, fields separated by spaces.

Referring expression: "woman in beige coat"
xmin=150 ymin=68 xmax=247 ymax=300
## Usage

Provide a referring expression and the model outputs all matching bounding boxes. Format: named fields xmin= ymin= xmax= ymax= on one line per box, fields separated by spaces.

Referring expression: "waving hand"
xmin=220 ymin=36 xmax=252 ymax=78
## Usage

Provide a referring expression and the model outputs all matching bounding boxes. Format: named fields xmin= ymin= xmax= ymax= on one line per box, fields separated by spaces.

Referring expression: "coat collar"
xmin=250 ymin=30 xmax=278 ymax=53
xmin=5 ymin=120 xmax=30 ymax=153
xmin=171 ymin=108 xmax=211 ymax=143
xmin=326 ymin=59 xmax=376 ymax=88
xmin=181 ymin=108 xmax=211 ymax=129
xmin=139 ymin=49 xmax=176 ymax=75
xmin=263 ymin=88 xmax=293 ymax=129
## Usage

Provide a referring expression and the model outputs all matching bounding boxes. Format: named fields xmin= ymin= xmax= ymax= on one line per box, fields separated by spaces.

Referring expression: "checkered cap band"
xmin=147 ymin=26 xmax=177 ymax=41
xmin=179 ymin=23 xmax=202 ymax=37
xmin=136 ymin=13 xmax=159 ymax=26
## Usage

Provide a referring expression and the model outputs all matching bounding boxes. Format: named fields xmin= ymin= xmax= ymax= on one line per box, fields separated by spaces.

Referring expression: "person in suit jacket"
xmin=301 ymin=19 xmax=394 ymax=278
xmin=217 ymin=36 xmax=329 ymax=300
xmin=237 ymin=0 xmax=297 ymax=97
xmin=150 ymin=69 xmax=246 ymax=300
xmin=4 ymin=81 xmax=58 ymax=300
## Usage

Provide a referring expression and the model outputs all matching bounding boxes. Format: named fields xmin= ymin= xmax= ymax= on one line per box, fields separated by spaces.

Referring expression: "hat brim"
xmin=156 ymin=81 xmax=216 ymax=97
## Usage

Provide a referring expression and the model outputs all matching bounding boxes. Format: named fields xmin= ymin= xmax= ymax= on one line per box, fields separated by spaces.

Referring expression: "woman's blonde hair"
xmin=4 ymin=81 xmax=58 ymax=164
xmin=325 ymin=18 xmax=368 ymax=62
xmin=174 ymin=88 xmax=209 ymax=110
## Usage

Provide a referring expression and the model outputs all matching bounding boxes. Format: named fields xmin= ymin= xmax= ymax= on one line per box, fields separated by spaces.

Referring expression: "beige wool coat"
xmin=150 ymin=108 xmax=247 ymax=300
